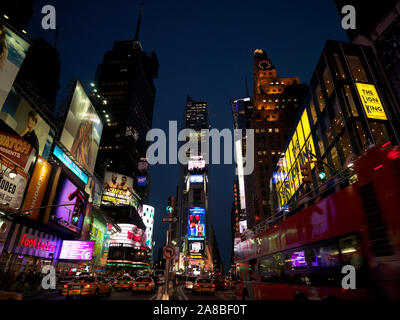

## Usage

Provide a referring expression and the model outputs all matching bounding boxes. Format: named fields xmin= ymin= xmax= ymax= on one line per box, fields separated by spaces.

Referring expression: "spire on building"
xmin=134 ymin=0 xmax=144 ymax=42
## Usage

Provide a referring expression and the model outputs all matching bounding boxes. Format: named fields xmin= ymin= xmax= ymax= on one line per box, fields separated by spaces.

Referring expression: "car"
xmin=62 ymin=275 xmax=112 ymax=299
xmin=0 ymin=290 xmax=23 ymax=300
xmin=185 ymin=276 xmax=197 ymax=290
xmin=214 ymin=277 xmax=227 ymax=291
xmin=57 ymin=276 xmax=77 ymax=294
xmin=192 ymin=278 xmax=215 ymax=295
xmin=152 ymin=276 xmax=162 ymax=287
xmin=132 ymin=277 xmax=156 ymax=293
xmin=113 ymin=275 xmax=134 ymax=290
xmin=154 ymin=270 xmax=166 ymax=284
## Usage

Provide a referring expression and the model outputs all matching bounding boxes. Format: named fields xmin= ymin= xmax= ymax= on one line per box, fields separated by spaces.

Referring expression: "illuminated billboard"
xmin=53 ymin=145 xmax=88 ymax=184
xmin=188 ymin=159 xmax=205 ymax=171
xmin=188 ymin=207 xmax=205 ymax=240
xmin=102 ymin=171 xmax=138 ymax=206
xmin=108 ymin=224 xmax=146 ymax=249
xmin=1 ymin=88 xmax=55 ymax=159
xmin=273 ymin=109 xmax=316 ymax=207
xmin=0 ymin=131 xmax=36 ymax=210
xmin=137 ymin=176 xmax=147 ymax=187
xmin=59 ymin=81 xmax=103 ymax=175
xmin=356 ymin=83 xmax=387 ymax=120
xmin=188 ymin=240 xmax=204 ymax=255
xmin=59 ymin=241 xmax=95 ymax=261
xmin=140 ymin=205 xmax=154 ymax=248
xmin=0 ymin=23 xmax=30 ymax=110
xmin=190 ymin=174 xmax=203 ymax=183
xmin=48 ymin=174 xmax=87 ymax=234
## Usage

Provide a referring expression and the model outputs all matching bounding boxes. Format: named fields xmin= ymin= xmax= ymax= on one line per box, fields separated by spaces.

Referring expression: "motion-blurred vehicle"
xmin=214 ymin=277 xmax=228 ymax=291
xmin=132 ymin=277 xmax=156 ymax=293
xmin=62 ymin=275 xmax=112 ymax=299
xmin=152 ymin=276 xmax=162 ymax=287
xmin=192 ymin=278 xmax=215 ymax=295
xmin=185 ymin=276 xmax=197 ymax=290
xmin=113 ymin=275 xmax=134 ymax=290
xmin=0 ymin=290 xmax=23 ymax=300
xmin=57 ymin=276 xmax=77 ymax=294
xmin=154 ymin=270 xmax=165 ymax=284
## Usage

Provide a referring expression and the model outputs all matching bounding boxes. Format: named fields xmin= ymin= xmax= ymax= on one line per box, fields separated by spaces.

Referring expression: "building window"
xmin=331 ymin=98 xmax=344 ymax=136
xmin=314 ymin=84 xmax=325 ymax=112
xmin=337 ymin=132 xmax=352 ymax=165
xmin=308 ymin=99 xmax=318 ymax=126
xmin=315 ymin=125 xmax=326 ymax=157
xmin=333 ymin=53 xmax=346 ymax=80
xmin=323 ymin=67 xmax=334 ymax=97
xmin=328 ymin=146 xmax=342 ymax=171
xmin=347 ymin=55 xmax=369 ymax=83
xmin=369 ymin=121 xmax=390 ymax=145
xmin=344 ymin=85 xmax=358 ymax=117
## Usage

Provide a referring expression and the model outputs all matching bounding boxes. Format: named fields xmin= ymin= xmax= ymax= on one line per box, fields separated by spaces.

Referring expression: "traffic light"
xmin=315 ymin=160 xmax=326 ymax=181
xmin=166 ymin=197 xmax=175 ymax=215
xmin=300 ymin=161 xmax=312 ymax=183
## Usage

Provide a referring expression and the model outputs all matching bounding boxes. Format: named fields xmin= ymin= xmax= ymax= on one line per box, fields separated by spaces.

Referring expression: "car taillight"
xmin=132 ymin=282 xmax=136 ymax=286
xmin=196 ymin=284 xmax=200 ymax=287
xmin=114 ymin=281 xmax=118 ymax=284
xmin=212 ymin=284 xmax=215 ymax=288
xmin=84 ymin=284 xmax=91 ymax=288
xmin=63 ymin=285 xmax=68 ymax=289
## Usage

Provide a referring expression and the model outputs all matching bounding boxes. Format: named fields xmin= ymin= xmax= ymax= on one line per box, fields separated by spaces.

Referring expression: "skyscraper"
xmin=174 ymin=96 xmax=212 ymax=274
xmin=335 ymin=0 xmax=400 ymax=136
xmin=246 ymin=49 xmax=308 ymax=227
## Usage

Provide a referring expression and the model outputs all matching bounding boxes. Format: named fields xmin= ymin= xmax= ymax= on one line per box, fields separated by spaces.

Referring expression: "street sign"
xmin=163 ymin=246 xmax=175 ymax=259
xmin=162 ymin=216 xmax=179 ymax=223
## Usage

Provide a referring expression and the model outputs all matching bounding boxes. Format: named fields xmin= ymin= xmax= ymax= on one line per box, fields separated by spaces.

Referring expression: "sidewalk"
xmin=22 ymin=289 xmax=58 ymax=300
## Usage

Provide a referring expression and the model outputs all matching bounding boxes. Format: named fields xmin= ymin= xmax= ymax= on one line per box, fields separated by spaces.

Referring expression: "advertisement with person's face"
xmin=102 ymin=171 xmax=137 ymax=206
xmin=49 ymin=174 xmax=87 ymax=234
xmin=0 ymin=23 xmax=30 ymax=111
xmin=0 ymin=131 xmax=36 ymax=210
xmin=188 ymin=207 xmax=206 ymax=239
xmin=0 ymin=87 xmax=55 ymax=159
xmin=60 ymin=81 xmax=103 ymax=174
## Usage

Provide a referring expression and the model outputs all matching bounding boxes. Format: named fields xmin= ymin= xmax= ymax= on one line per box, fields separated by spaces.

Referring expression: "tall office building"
xmin=174 ymin=96 xmax=211 ymax=274
xmin=94 ymin=25 xmax=158 ymax=203
xmin=0 ymin=0 xmax=35 ymax=32
xmin=93 ymin=7 xmax=159 ymax=273
xmin=246 ymin=49 xmax=308 ymax=227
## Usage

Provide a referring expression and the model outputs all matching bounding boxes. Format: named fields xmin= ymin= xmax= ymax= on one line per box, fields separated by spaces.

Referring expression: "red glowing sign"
xmin=20 ymin=234 xmax=56 ymax=252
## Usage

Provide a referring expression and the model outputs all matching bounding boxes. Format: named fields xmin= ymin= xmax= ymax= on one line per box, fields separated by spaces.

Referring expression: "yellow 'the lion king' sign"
xmin=356 ymin=83 xmax=387 ymax=120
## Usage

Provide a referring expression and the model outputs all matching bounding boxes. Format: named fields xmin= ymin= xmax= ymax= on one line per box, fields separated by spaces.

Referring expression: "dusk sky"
xmin=26 ymin=0 xmax=348 ymax=271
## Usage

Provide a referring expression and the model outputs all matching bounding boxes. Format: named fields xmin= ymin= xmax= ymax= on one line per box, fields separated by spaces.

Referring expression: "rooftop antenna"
xmin=134 ymin=0 xmax=144 ymax=42
xmin=245 ymin=76 xmax=250 ymax=98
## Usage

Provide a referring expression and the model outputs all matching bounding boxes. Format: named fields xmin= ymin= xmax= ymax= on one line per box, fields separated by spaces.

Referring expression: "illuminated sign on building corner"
xmin=53 ymin=145 xmax=88 ymax=184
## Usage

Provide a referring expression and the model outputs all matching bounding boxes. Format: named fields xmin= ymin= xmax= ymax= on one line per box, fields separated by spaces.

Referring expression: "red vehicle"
xmin=234 ymin=144 xmax=400 ymax=300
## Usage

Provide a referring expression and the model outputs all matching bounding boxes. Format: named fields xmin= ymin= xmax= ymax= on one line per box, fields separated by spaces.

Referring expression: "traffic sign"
xmin=162 ymin=216 xmax=179 ymax=223
xmin=163 ymin=246 xmax=175 ymax=259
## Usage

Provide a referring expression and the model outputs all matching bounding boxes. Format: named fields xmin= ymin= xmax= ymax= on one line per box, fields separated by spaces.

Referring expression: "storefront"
xmin=0 ymin=223 xmax=62 ymax=274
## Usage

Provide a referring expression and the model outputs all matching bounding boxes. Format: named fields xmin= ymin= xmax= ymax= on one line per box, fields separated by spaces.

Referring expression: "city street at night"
xmin=0 ymin=1 xmax=400 ymax=317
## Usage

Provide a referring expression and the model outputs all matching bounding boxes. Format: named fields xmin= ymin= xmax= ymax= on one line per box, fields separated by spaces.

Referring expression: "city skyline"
xmin=24 ymin=0 xmax=349 ymax=271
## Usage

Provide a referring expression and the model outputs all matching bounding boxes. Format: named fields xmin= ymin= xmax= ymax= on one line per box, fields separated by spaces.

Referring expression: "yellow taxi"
xmin=113 ymin=275 xmax=134 ymax=290
xmin=62 ymin=275 xmax=112 ymax=299
xmin=132 ymin=276 xmax=156 ymax=293
xmin=192 ymin=278 xmax=215 ymax=295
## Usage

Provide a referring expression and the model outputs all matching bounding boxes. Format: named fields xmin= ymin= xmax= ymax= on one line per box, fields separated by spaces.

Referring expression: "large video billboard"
xmin=60 ymin=81 xmax=103 ymax=174
xmin=102 ymin=171 xmax=138 ymax=206
xmin=48 ymin=174 xmax=87 ymax=234
xmin=188 ymin=207 xmax=206 ymax=240
xmin=1 ymin=87 xmax=55 ymax=159
xmin=59 ymin=240 xmax=95 ymax=261
xmin=0 ymin=23 xmax=30 ymax=111
xmin=108 ymin=223 xmax=146 ymax=249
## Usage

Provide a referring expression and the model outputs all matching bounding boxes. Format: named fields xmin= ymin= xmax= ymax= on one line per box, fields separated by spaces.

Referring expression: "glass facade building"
xmin=270 ymin=40 xmax=399 ymax=213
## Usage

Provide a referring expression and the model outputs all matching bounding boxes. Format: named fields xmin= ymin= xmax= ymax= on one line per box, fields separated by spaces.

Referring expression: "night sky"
xmin=26 ymin=0 xmax=348 ymax=272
